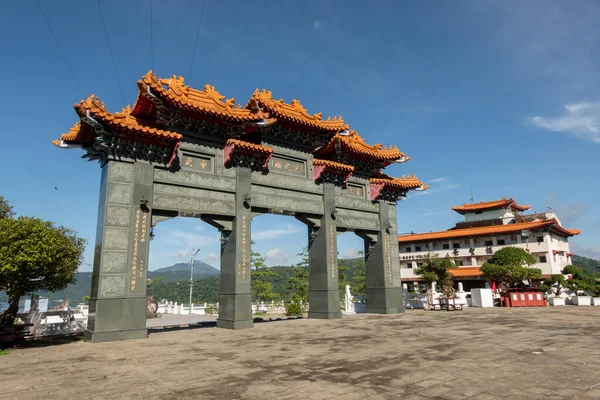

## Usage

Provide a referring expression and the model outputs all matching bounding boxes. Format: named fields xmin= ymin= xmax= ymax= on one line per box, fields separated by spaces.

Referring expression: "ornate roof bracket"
xmin=369 ymin=174 xmax=427 ymax=203
xmin=312 ymin=159 xmax=354 ymax=186
xmin=223 ymin=139 xmax=273 ymax=172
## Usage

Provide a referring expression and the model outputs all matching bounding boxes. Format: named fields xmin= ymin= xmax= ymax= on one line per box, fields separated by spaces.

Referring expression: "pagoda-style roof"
xmin=53 ymin=95 xmax=181 ymax=148
xmin=452 ymin=197 xmax=530 ymax=215
xmin=449 ymin=267 xmax=484 ymax=278
xmin=134 ymin=71 xmax=267 ymax=123
xmin=397 ymin=219 xmax=580 ymax=243
xmin=246 ymin=89 xmax=348 ymax=133
xmin=369 ymin=173 xmax=427 ymax=202
xmin=223 ymin=138 xmax=273 ymax=171
xmin=312 ymin=158 xmax=354 ymax=184
xmin=314 ymin=130 xmax=404 ymax=164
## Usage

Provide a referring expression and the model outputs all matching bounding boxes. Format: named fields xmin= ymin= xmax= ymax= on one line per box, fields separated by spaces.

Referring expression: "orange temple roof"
xmin=397 ymin=219 xmax=580 ymax=243
xmin=452 ymin=197 xmax=530 ymax=214
xmin=449 ymin=267 xmax=483 ymax=278
xmin=315 ymin=130 xmax=404 ymax=162
xmin=225 ymin=138 xmax=273 ymax=155
xmin=370 ymin=174 xmax=427 ymax=190
xmin=136 ymin=71 xmax=267 ymax=123
xmin=246 ymin=89 xmax=348 ymax=132
xmin=312 ymin=158 xmax=355 ymax=172
xmin=54 ymin=95 xmax=181 ymax=147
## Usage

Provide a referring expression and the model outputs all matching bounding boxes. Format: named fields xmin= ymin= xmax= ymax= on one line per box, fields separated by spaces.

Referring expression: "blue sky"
xmin=1 ymin=1 xmax=599 ymax=271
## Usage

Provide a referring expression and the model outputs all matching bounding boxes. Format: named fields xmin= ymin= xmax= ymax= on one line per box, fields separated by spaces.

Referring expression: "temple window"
xmin=485 ymin=240 xmax=493 ymax=246
xmin=537 ymin=236 xmax=544 ymax=243
xmin=497 ymin=239 xmax=506 ymax=245
xmin=442 ymin=244 xmax=450 ymax=249
xmin=452 ymin=243 xmax=461 ymax=249
xmin=539 ymin=256 xmax=547 ymax=263
xmin=415 ymin=245 xmax=422 ymax=251
xmin=405 ymin=247 xmax=412 ymax=253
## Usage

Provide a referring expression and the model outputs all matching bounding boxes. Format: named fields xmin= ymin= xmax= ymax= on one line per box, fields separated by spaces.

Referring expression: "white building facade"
xmin=398 ymin=198 xmax=580 ymax=290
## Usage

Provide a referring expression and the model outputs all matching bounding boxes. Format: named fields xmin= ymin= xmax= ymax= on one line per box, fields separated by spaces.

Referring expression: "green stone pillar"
xmin=308 ymin=182 xmax=342 ymax=319
xmin=85 ymin=161 xmax=154 ymax=342
xmin=365 ymin=201 xmax=404 ymax=314
xmin=217 ymin=166 xmax=253 ymax=329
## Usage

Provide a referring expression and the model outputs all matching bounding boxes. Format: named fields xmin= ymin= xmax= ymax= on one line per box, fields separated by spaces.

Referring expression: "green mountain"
xmin=148 ymin=262 xmax=219 ymax=282
xmin=572 ymin=254 xmax=600 ymax=277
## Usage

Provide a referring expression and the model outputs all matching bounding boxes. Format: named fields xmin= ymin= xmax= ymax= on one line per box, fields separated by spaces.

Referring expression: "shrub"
xmin=285 ymin=301 xmax=303 ymax=316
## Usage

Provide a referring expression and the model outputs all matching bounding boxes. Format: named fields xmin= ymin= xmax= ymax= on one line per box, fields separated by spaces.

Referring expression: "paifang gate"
xmin=53 ymin=71 xmax=428 ymax=343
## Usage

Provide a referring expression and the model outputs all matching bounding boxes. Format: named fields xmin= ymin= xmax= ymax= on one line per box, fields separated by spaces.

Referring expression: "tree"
xmin=286 ymin=247 xmax=309 ymax=303
xmin=480 ymin=247 xmax=540 ymax=290
xmin=351 ymin=254 xmax=366 ymax=297
xmin=414 ymin=253 xmax=455 ymax=309
xmin=540 ymin=274 xmax=566 ymax=297
xmin=0 ymin=196 xmax=14 ymax=220
xmin=562 ymin=265 xmax=599 ymax=295
xmin=0 ymin=216 xmax=86 ymax=326
xmin=250 ymin=246 xmax=278 ymax=303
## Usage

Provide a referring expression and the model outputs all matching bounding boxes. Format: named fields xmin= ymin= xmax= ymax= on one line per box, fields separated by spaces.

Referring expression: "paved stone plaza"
xmin=2 ymin=307 xmax=600 ymax=400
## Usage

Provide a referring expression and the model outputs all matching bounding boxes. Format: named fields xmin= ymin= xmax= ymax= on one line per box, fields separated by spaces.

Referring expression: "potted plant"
xmin=563 ymin=266 xmax=594 ymax=306
xmin=541 ymin=275 xmax=566 ymax=306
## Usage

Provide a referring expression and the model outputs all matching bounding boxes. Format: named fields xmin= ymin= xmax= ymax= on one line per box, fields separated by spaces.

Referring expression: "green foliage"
xmin=286 ymin=247 xmax=309 ymax=303
xmin=540 ymin=274 xmax=566 ymax=296
xmin=480 ymin=247 xmax=541 ymax=289
xmin=571 ymin=255 xmax=600 ymax=277
xmin=414 ymin=253 xmax=455 ymax=288
xmin=0 ymin=349 xmax=9 ymax=356
xmin=0 ymin=197 xmax=14 ymax=220
xmin=562 ymin=265 xmax=600 ymax=295
xmin=0 ymin=216 xmax=86 ymax=326
xmin=350 ymin=255 xmax=366 ymax=297
xmin=81 ymin=295 xmax=90 ymax=305
xmin=250 ymin=248 xmax=279 ymax=303
xmin=146 ymin=276 xmax=220 ymax=303
xmin=285 ymin=301 xmax=303 ymax=316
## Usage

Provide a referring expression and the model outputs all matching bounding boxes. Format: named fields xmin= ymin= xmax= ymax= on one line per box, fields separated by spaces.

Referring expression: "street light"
xmin=189 ymin=248 xmax=201 ymax=314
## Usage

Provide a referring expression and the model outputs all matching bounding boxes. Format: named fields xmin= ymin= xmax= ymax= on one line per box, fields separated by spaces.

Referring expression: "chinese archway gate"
xmin=53 ymin=71 xmax=427 ymax=342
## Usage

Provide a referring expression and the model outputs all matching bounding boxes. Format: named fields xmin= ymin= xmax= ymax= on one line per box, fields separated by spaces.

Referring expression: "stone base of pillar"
xmin=366 ymin=287 xmax=405 ymax=314
xmin=217 ymin=293 xmax=253 ymax=330
xmin=84 ymin=297 xmax=148 ymax=342
xmin=308 ymin=289 xmax=342 ymax=319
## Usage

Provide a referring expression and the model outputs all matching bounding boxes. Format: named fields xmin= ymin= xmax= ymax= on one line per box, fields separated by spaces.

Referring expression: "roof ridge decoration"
xmin=312 ymin=158 xmax=354 ymax=185
xmin=247 ymin=88 xmax=348 ymax=132
xmin=397 ymin=218 xmax=580 ymax=243
xmin=135 ymin=71 xmax=266 ymax=122
xmin=369 ymin=174 xmax=427 ymax=202
xmin=314 ymin=130 xmax=405 ymax=163
xmin=223 ymin=138 xmax=273 ymax=172
xmin=452 ymin=197 xmax=531 ymax=214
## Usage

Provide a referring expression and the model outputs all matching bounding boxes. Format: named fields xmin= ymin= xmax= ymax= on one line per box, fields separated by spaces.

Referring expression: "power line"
xmin=150 ymin=0 xmax=154 ymax=71
xmin=97 ymin=0 xmax=126 ymax=108
xmin=188 ymin=0 xmax=207 ymax=81
xmin=35 ymin=0 xmax=85 ymax=98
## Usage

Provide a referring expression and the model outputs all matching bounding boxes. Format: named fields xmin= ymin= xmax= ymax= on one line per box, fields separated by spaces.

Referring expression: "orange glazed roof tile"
xmin=370 ymin=174 xmax=426 ymax=190
xmin=452 ymin=197 xmax=530 ymax=214
xmin=247 ymin=89 xmax=348 ymax=132
xmin=73 ymin=95 xmax=182 ymax=141
xmin=312 ymin=158 xmax=355 ymax=172
xmin=449 ymin=267 xmax=483 ymax=278
xmin=315 ymin=131 xmax=404 ymax=162
xmin=137 ymin=71 xmax=267 ymax=122
xmin=397 ymin=219 xmax=580 ymax=243
xmin=225 ymin=139 xmax=273 ymax=155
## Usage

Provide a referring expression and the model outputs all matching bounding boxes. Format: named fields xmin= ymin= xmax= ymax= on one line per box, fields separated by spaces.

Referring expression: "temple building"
xmin=53 ymin=71 xmax=427 ymax=342
xmin=398 ymin=197 xmax=581 ymax=290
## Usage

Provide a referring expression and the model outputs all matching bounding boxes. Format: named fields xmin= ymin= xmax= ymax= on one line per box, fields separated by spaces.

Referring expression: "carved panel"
xmin=154 ymin=183 xmax=235 ymax=202
xmin=253 ymin=193 xmax=322 ymax=214
xmin=107 ymin=183 xmax=133 ymax=205
xmin=337 ymin=208 xmax=378 ymax=220
xmin=99 ymin=275 xmax=126 ymax=297
xmin=105 ymin=206 xmax=131 ymax=227
xmin=336 ymin=196 xmax=379 ymax=212
xmin=108 ymin=162 xmax=134 ymax=183
xmin=346 ymin=183 xmax=365 ymax=198
xmin=101 ymin=252 xmax=128 ymax=274
xmin=252 ymin=185 xmax=322 ymax=203
xmin=153 ymin=194 xmax=235 ymax=215
xmin=154 ymin=169 xmax=236 ymax=192
xmin=251 ymin=173 xmax=322 ymax=194
xmin=336 ymin=216 xmax=379 ymax=231
xmin=181 ymin=153 xmax=213 ymax=173
xmin=269 ymin=156 xmax=306 ymax=177
xmin=104 ymin=228 xmax=129 ymax=250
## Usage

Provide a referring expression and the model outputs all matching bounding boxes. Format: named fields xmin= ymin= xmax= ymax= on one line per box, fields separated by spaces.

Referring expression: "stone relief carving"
xmin=253 ymin=185 xmax=321 ymax=202
xmin=105 ymin=206 xmax=131 ymax=227
xmin=108 ymin=162 xmax=134 ymax=182
xmin=251 ymin=172 xmax=322 ymax=194
xmin=153 ymin=195 xmax=235 ymax=215
xmin=104 ymin=228 xmax=130 ymax=250
xmin=101 ymin=252 xmax=128 ymax=274
xmin=337 ymin=208 xmax=378 ymax=220
xmin=154 ymin=169 xmax=236 ymax=192
xmin=253 ymin=193 xmax=322 ymax=214
xmin=154 ymin=183 xmax=234 ymax=202
xmin=336 ymin=216 xmax=379 ymax=231
xmin=336 ymin=196 xmax=378 ymax=212
xmin=99 ymin=275 xmax=126 ymax=298
xmin=107 ymin=182 xmax=133 ymax=205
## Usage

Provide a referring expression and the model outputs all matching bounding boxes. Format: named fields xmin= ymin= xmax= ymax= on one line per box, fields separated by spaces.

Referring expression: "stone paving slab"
xmin=1 ymin=307 xmax=600 ymax=400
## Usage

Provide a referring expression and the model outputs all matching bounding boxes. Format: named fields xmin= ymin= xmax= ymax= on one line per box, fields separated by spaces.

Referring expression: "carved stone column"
xmin=85 ymin=161 xmax=154 ymax=342
xmin=308 ymin=181 xmax=342 ymax=319
xmin=364 ymin=201 xmax=404 ymax=314
xmin=217 ymin=166 xmax=253 ymax=329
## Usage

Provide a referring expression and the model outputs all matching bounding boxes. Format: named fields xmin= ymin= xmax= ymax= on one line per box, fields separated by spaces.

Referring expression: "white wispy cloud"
xmin=204 ymin=252 xmax=219 ymax=264
xmin=313 ymin=20 xmax=326 ymax=32
xmin=415 ymin=183 xmax=462 ymax=196
xmin=529 ymin=102 xmax=600 ymax=144
xmin=164 ymin=229 xmax=217 ymax=247
xmin=430 ymin=177 xmax=446 ymax=183
xmin=264 ymin=248 xmax=289 ymax=265
xmin=342 ymin=248 xmax=361 ymax=259
xmin=253 ymin=225 xmax=302 ymax=241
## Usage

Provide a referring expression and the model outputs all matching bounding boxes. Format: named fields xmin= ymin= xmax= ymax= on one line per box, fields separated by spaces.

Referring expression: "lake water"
xmin=0 ymin=300 xmax=66 ymax=313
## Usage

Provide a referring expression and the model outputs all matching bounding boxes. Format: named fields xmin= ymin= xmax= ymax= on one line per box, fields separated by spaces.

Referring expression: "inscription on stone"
xmin=384 ymin=232 xmax=392 ymax=284
xmin=346 ymin=184 xmax=365 ymax=198
xmin=329 ymin=224 xmax=335 ymax=278
xmin=270 ymin=156 xmax=305 ymax=177
xmin=129 ymin=209 xmax=149 ymax=294
xmin=182 ymin=153 xmax=213 ymax=173
xmin=240 ymin=215 xmax=248 ymax=280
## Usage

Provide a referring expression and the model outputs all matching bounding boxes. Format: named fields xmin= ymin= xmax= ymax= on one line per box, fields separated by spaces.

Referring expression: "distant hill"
xmin=148 ymin=261 xmax=219 ymax=282
xmin=572 ymin=254 xmax=600 ymax=277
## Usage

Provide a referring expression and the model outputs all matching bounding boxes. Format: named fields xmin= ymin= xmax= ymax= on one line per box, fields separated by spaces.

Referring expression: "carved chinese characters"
xmin=130 ymin=208 xmax=149 ymax=293
xmin=240 ymin=215 xmax=249 ymax=280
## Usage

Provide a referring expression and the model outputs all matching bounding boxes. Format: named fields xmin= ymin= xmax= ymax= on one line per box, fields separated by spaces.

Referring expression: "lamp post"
xmin=189 ymin=248 xmax=200 ymax=314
